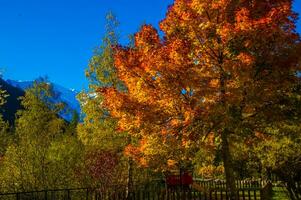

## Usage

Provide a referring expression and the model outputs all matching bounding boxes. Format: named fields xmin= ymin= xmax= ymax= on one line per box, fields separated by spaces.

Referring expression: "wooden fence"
xmin=0 ymin=178 xmax=276 ymax=200
xmin=0 ymin=187 xmax=270 ymax=200
xmin=193 ymin=179 xmax=268 ymax=190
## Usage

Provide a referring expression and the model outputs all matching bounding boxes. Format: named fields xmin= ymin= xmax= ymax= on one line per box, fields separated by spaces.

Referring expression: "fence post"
xmin=67 ymin=189 xmax=70 ymax=200
xmin=260 ymin=182 xmax=273 ymax=200
xmin=16 ymin=193 xmax=20 ymax=200
xmin=44 ymin=190 xmax=47 ymax=200
xmin=86 ymin=188 xmax=89 ymax=200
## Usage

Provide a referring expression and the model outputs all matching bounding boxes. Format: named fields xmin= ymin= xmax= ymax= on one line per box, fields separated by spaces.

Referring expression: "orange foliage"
xmin=99 ymin=0 xmax=301 ymax=169
xmin=198 ymin=165 xmax=225 ymax=179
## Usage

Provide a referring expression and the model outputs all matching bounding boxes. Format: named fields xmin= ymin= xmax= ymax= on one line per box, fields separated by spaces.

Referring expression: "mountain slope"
xmin=0 ymin=78 xmax=24 ymax=124
xmin=4 ymin=79 xmax=80 ymax=122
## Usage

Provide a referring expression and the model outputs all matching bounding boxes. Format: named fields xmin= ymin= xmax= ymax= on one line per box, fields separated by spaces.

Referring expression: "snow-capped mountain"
xmin=6 ymin=79 xmax=80 ymax=121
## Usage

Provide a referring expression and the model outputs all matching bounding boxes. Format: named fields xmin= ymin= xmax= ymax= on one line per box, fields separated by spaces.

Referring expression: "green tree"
xmin=0 ymin=89 xmax=9 ymax=106
xmin=78 ymin=13 xmax=154 ymax=194
xmin=77 ymin=12 xmax=129 ymax=191
xmin=85 ymin=12 xmax=123 ymax=90
xmin=78 ymin=12 xmax=127 ymax=153
xmin=0 ymin=80 xmax=82 ymax=192
xmin=0 ymin=88 xmax=10 ymax=156
xmin=254 ymin=83 xmax=301 ymax=200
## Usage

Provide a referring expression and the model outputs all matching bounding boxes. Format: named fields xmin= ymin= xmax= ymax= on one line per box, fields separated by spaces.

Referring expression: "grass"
xmin=272 ymin=186 xmax=289 ymax=200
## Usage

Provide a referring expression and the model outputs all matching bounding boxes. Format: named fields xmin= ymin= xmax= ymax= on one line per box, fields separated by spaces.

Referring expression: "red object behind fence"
xmin=166 ymin=172 xmax=193 ymax=186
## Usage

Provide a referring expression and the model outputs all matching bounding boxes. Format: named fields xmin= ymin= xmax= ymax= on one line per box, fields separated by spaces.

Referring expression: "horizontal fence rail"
xmin=0 ymin=187 xmax=267 ymax=200
xmin=193 ymin=179 xmax=268 ymax=190
xmin=0 ymin=178 xmax=277 ymax=200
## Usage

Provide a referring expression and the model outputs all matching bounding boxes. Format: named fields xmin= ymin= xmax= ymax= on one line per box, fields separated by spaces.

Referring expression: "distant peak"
xmin=6 ymin=79 xmax=31 ymax=82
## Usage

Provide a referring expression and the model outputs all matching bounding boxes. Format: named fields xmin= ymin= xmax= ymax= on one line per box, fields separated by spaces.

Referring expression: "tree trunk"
xmin=217 ymin=52 xmax=238 ymax=199
xmin=126 ymin=136 xmax=133 ymax=199
xmin=221 ymin=129 xmax=237 ymax=200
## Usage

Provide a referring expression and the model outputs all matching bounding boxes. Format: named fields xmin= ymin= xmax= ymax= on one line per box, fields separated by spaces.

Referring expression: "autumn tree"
xmin=100 ymin=0 xmax=301 ymax=199
xmin=253 ymin=82 xmax=301 ymax=200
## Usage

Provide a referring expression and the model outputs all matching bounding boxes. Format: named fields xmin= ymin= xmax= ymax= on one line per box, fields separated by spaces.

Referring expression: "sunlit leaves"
xmin=99 ymin=0 xmax=301 ymax=179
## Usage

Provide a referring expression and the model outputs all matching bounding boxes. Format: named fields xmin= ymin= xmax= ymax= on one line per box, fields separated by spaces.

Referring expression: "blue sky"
xmin=0 ymin=0 xmax=300 ymax=90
